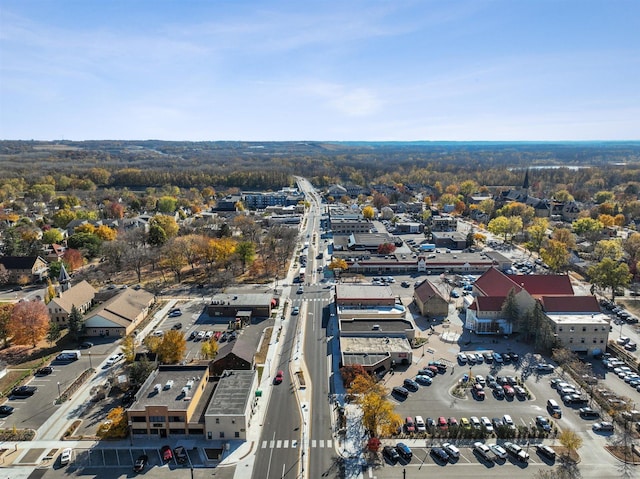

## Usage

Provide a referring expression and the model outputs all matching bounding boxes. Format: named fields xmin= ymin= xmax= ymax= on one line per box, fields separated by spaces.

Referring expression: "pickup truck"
xmin=504 ymin=441 xmax=530 ymax=462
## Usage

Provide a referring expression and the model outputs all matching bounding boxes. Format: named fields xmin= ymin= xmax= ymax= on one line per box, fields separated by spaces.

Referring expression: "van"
xmin=547 ymin=399 xmax=562 ymax=418
xmin=415 ymin=415 xmax=426 ymax=432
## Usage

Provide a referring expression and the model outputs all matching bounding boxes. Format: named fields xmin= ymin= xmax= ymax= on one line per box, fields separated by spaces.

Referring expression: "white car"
xmin=205 ymin=331 xmax=214 ymax=340
xmin=502 ymin=414 xmax=515 ymax=428
xmin=415 ymin=415 xmax=427 ymax=432
xmin=481 ymin=416 xmax=493 ymax=432
xmin=106 ymin=353 xmax=124 ymax=366
xmin=489 ymin=443 xmax=507 ymax=459
xmin=470 ymin=416 xmax=481 ymax=428
xmin=60 ymin=447 xmax=72 ymax=465
xmin=442 ymin=442 xmax=460 ymax=458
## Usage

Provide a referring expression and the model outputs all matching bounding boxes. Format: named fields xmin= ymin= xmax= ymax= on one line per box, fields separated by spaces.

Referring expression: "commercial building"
xmin=413 ymin=280 xmax=449 ymax=317
xmin=204 ymin=370 xmax=257 ymax=440
xmin=83 ymin=288 xmax=155 ymax=337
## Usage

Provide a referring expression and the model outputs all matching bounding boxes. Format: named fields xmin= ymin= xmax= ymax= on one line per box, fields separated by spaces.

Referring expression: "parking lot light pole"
xmin=57 ymin=381 xmax=61 ymax=399
xmin=88 ymin=351 xmax=92 ymax=369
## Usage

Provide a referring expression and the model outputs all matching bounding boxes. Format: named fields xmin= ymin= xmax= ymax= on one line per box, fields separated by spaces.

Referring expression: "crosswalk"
xmin=292 ymin=298 xmax=331 ymax=302
xmin=260 ymin=439 xmax=333 ymax=449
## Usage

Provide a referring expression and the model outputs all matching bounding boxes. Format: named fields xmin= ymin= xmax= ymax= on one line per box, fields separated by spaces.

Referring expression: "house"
xmin=413 ymin=280 xmax=449 ymax=317
xmin=0 ymin=256 xmax=48 ymax=284
xmin=83 ymin=288 xmax=155 ymax=337
xmin=210 ymin=338 xmax=255 ymax=376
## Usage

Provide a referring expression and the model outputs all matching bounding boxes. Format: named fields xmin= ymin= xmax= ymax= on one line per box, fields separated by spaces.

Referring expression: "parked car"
xmin=473 ymin=442 xmax=492 ymax=461
xmin=489 ymin=443 xmax=507 ymax=459
xmin=579 ymin=407 xmax=601 ymax=419
xmin=431 ymin=447 xmax=450 ymax=462
xmin=481 ymin=416 xmax=493 ymax=432
xmin=392 ymin=386 xmax=409 ymax=398
xmin=59 ymin=448 xmax=72 ymax=465
xmin=133 ymin=454 xmax=148 ymax=472
xmin=0 ymin=405 xmax=15 ymax=416
xmin=395 ymin=443 xmax=412 ymax=460
xmin=414 ymin=415 xmax=426 ymax=433
xmin=415 ymin=375 xmax=432 ymax=385
xmin=160 ymin=445 xmax=173 ymax=462
xmin=592 ymin=422 xmax=614 ymax=432
xmin=504 ymin=441 xmax=530 ymax=462
xmin=11 ymin=386 xmax=37 ymax=398
xmin=174 ymin=446 xmax=188 ymax=464
xmin=536 ymin=444 xmax=556 ymax=460
xmin=404 ymin=417 xmax=416 ymax=433
xmin=80 ymin=341 xmax=94 ymax=349
xmin=535 ymin=415 xmax=552 ymax=432
xmin=106 ymin=353 xmax=124 ymax=366
xmin=537 ymin=363 xmax=555 ymax=373
xmin=382 ymin=445 xmax=400 ymax=463
xmin=442 ymin=442 xmax=460 ymax=459
xmin=35 ymin=366 xmax=53 ymax=376
xmin=403 ymin=378 xmax=419 ymax=391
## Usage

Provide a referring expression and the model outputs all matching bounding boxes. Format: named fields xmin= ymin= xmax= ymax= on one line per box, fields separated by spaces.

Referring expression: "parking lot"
xmin=63 ymin=446 xmax=204 ymax=470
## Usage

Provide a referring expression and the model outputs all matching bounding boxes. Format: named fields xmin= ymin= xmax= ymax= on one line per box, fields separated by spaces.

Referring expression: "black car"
xmin=80 ymin=341 xmax=94 ymax=349
xmin=133 ymin=454 xmax=148 ymax=472
xmin=403 ymin=378 xmax=419 ymax=391
xmin=579 ymin=407 xmax=600 ymax=419
xmin=536 ymin=445 xmax=556 ymax=460
xmin=35 ymin=366 xmax=53 ymax=376
xmin=535 ymin=415 xmax=552 ymax=432
xmin=0 ymin=405 xmax=15 ymax=415
xmin=383 ymin=445 xmax=400 ymax=463
xmin=431 ymin=447 xmax=450 ymax=462
xmin=493 ymin=387 xmax=505 ymax=399
xmin=174 ymin=446 xmax=188 ymax=464
xmin=171 ymin=322 xmax=183 ymax=330
xmin=12 ymin=386 xmax=37 ymax=398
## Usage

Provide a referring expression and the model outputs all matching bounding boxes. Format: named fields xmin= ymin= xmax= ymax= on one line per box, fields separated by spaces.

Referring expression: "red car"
xmin=503 ymin=385 xmax=515 ymax=397
xmin=274 ymin=370 xmax=284 ymax=385
xmin=438 ymin=416 xmax=448 ymax=430
xmin=473 ymin=383 xmax=486 ymax=399
xmin=160 ymin=445 xmax=173 ymax=462
xmin=405 ymin=417 xmax=415 ymax=433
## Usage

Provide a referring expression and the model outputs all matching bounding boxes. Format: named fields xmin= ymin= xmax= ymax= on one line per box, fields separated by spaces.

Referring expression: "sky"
xmin=0 ymin=0 xmax=639 ymax=141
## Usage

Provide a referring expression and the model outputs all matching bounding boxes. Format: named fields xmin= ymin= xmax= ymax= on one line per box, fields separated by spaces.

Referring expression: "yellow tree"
xmin=95 ymin=224 xmax=117 ymax=241
xmin=552 ymin=228 xmax=577 ymax=250
xmin=359 ymin=392 xmax=402 ymax=436
xmin=598 ymin=214 xmax=615 ymax=227
xmin=594 ymin=239 xmax=623 ymax=261
xmin=558 ymin=429 xmax=583 ymax=459
xmin=362 ymin=205 xmax=375 ymax=220
xmin=210 ymin=237 xmax=237 ymax=266
xmin=540 ymin=239 xmax=570 ymax=273
xmin=156 ymin=330 xmax=186 ymax=364
xmin=74 ymin=223 xmax=96 ymax=234
xmin=150 ymin=214 xmax=179 ymax=239
xmin=10 ymin=300 xmax=49 ymax=347
xmin=98 ymin=406 xmax=128 ymax=438
xmin=328 ymin=258 xmax=348 ymax=271
xmin=121 ymin=334 xmax=136 ymax=363
xmin=526 ymin=218 xmax=549 ymax=253
xmin=200 ymin=338 xmax=219 ymax=360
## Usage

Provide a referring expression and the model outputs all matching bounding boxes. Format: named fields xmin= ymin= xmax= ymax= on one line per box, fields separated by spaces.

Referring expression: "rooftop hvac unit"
xmin=164 ymin=380 xmax=174 ymax=390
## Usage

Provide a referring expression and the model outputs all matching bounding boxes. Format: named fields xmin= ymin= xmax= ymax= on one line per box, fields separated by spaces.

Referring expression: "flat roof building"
xmin=205 ymin=370 xmax=257 ymax=441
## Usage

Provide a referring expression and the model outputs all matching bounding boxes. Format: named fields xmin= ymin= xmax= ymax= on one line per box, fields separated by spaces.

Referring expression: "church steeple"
xmin=522 ymin=169 xmax=530 ymax=190
xmin=58 ymin=262 xmax=71 ymax=293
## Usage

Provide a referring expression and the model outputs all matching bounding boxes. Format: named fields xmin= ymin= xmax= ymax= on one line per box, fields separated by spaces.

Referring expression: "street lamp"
xmin=88 ymin=351 xmax=92 ymax=369
xmin=57 ymin=381 xmax=61 ymax=399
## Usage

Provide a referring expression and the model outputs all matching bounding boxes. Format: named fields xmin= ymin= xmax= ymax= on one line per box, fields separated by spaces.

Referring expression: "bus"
xmin=299 ymin=267 xmax=306 ymax=282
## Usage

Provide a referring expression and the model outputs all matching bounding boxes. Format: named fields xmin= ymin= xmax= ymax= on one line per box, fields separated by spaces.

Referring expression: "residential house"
xmin=0 ymin=256 xmax=48 ymax=284
xmin=83 ymin=288 xmax=155 ymax=337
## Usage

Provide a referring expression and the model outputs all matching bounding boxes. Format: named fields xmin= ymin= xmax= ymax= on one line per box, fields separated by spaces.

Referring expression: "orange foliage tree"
xmin=63 ymin=249 xmax=84 ymax=271
xmin=10 ymin=300 xmax=50 ymax=347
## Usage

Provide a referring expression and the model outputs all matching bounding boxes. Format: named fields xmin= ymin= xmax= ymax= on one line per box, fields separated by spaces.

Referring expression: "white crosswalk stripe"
xmin=260 ymin=439 xmax=333 ymax=449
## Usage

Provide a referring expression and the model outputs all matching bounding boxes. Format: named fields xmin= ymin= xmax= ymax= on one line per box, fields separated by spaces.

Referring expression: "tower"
xmin=58 ymin=262 xmax=71 ymax=293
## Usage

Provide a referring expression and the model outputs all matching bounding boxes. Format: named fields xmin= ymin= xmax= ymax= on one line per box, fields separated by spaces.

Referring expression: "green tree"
xmin=67 ymin=305 xmax=84 ymax=343
xmin=487 ymin=216 xmax=510 ymax=242
xmin=148 ymin=223 xmax=168 ymax=246
xmin=128 ymin=356 xmax=155 ymax=386
xmin=501 ymin=288 xmax=519 ymax=333
xmin=235 ymin=241 xmax=256 ymax=273
xmin=554 ymin=189 xmax=575 ymax=202
xmin=150 ymin=214 xmax=179 ymax=239
xmin=594 ymin=190 xmax=615 ymax=204
xmin=67 ymin=232 xmax=102 ymax=258
xmin=573 ymin=217 xmax=604 ymax=241
xmin=46 ymin=321 xmax=61 ymax=346
xmin=42 ymin=229 xmax=63 ymax=244
xmin=588 ymin=258 xmax=632 ymax=301
xmin=157 ymin=196 xmax=178 ymax=213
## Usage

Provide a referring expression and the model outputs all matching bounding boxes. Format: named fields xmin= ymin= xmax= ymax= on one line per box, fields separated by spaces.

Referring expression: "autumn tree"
xmin=552 ymin=227 xmax=576 ymax=250
xmin=558 ymin=429 xmax=583 ymax=460
xmin=160 ymin=243 xmax=187 ymax=282
xmin=377 ymin=243 xmax=396 ymax=255
xmin=157 ymin=196 xmax=178 ymax=213
xmin=200 ymin=337 xmax=219 ymax=360
xmin=155 ymin=330 xmax=187 ymax=364
xmin=121 ymin=334 xmax=136 ymax=363
xmin=105 ymin=201 xmax=125 ymax=219
xmin=588 ymin=258 xmax=632 ymax=301
xmin=328 ymin=258 xmax=348 ymax=279
xmin=150 ymin=214 xmax=179 ymax=239
xmin=573 ymin=217 xmax=604 ymax=242
xmin=593 ymin=239 xmax=623 ymax=261
xmin=348 ymin=374 xmax=401 ymax=436
xmin=362 ymin=205 xmax=375 ymax=220
xmin=340 ymin=364 xmax=368 ymax=388
xmin=487 ymin=216 xmax=521 ymax=242
xmin=540 ymin=239 xmax=570 ymax=273
xmin=526 ymin=218 xmax=549 ymax=253
xmin=98 ymin=406 xmax=128 ymax=439
xmin=63 ymin=248 xmax=84 ymax=271
xmin=95 ymin=224 xmax=117 ymax=241
xmin=42 ymin=229 xmax=63 ymax=244
xmin=372 ymin=193 xmax=389 ymax=210
xmin=10 ymin=300 xmax=49 ymax=347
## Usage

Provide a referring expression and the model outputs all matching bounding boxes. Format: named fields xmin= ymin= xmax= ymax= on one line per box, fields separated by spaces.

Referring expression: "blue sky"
xmin=1 ymin=0 xmax=638 ymax=141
